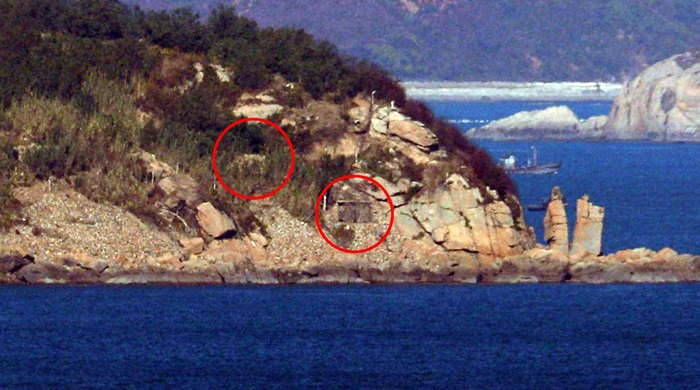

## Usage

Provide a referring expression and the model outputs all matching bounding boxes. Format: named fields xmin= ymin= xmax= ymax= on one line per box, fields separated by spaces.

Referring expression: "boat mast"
xmin=531 ymin=146 xmax=538 ymax=167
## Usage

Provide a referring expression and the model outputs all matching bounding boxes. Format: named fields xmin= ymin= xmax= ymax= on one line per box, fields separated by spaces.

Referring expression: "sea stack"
xmin=571 ymin=195 xmax=605 ymax=257
xmin=544 ymin=187 xmax=569 ymax=255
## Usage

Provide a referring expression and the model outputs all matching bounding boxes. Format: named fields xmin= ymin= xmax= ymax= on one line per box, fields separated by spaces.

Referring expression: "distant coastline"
xmin=402 ymin=81 xmax=622 ymax=102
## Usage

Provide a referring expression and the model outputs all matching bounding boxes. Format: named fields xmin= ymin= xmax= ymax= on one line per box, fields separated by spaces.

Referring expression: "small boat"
xmin=526 ymin=195 xmax=568 ymax=212
xmin=499 ymin=146 xmax=561 ymax=175
xmin=526 ymin=197 xmax=549 ymax=211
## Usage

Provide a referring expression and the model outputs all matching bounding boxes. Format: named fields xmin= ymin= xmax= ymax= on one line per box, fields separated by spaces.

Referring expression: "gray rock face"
xmin=604 ymin=50 xmax=700 ymax=141
xmin=466 ymin=105 xmax=610 ymax=140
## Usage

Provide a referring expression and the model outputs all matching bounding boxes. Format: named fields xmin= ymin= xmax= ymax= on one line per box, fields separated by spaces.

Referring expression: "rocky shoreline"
xmin=3 ymin=245 xmax=698 ymax=286
xmin=2 ymin=185 xmax=697 ymax=286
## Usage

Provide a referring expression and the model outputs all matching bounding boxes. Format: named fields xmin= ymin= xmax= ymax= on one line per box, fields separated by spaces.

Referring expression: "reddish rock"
xmin=179 ymin=237 xmax=205 ymax=256
xmin=196 ymin=202 xmax=236 ymax=239
xmin=156 ymin=174 xmax=202 ymax=209
xmin=571 ymin=195 xmax=605 ymax=257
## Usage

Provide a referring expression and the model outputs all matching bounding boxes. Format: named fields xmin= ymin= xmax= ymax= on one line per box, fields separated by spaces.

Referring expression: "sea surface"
xmin=428 ymin=100 xmax=700 ymax=255
xmin=1 ymin=284 xmax=699 ymax=389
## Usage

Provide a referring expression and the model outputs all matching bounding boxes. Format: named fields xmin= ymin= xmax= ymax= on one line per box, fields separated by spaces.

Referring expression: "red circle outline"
xmin=212 ymin=118 xmax=295 ymax=200
xmin=315 ymin=174 xmax=395 ymax=254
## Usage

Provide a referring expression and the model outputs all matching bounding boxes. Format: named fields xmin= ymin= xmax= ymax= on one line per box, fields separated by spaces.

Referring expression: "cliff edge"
xmin=604 ymin=49 xmax=700 ymax=141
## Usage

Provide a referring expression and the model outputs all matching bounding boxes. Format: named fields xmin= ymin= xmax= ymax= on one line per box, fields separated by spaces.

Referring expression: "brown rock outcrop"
xmin=196 ymin=202 xmax=236 ymax=239
xmin=156 ymin=174 xmax=202 ymax=209
xmin=490 ymin=246 xmax=570 ymax=283
xmin=369 ymin=106 xmax=438 ymax=163
xmin=387 ymin=111 xmax=438 ymax=150
xmin=179 ymin=237 xmax=205 ymax=256
xmin=604 ymin=50 xmax=700 ymax=141
xmin=543 ymin=187 xmax=568 ymax=255
xmin=395 ymin=174 xmax=535 ymax=268
xmin=570 ymin=195 xmax=604 ymax=257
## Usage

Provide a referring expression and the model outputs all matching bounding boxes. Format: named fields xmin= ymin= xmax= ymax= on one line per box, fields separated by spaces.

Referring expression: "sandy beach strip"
xmin=402 ymin=81 xmax=622 ymax=101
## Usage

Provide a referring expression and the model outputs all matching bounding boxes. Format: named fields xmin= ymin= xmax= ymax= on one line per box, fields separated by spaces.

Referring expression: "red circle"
xmin=315 ymin=174 xmax=395 ymax=254
xmin=212 ymin=118 xmax=295 ymax=200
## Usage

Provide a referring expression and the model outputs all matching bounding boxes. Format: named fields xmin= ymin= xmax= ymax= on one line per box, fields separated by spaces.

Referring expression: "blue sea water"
xmin=1 ymin=284 xmax=699 ymax=389
xmin=427 ymin=101 xmax=700 ymax=255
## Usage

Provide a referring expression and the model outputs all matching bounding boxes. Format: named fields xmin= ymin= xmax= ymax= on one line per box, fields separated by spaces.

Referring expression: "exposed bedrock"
xmin=604 ymin=50 xmax=700 ymax=142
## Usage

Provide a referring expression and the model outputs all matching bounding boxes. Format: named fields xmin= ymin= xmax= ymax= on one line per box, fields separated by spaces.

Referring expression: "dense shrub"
xmin=140 ymin=8 xmax=211 ymax=52
xmin=0 ymin=138 xmax=20 ymax=230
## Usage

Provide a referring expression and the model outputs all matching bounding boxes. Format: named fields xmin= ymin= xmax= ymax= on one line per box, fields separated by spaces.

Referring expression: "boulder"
xmin=71 ymin=253 xmax=109 ymax=273
xmin=569 ymin=259 xmax=633 ymax=284
xmin=15 ymin=262 xmax=99 ymax=284
xmin=156 ymin=174 xmax=202 ymax=209
xmin=233 ymin=104 xmax=284 ymax=119
xmin=179 ymin=237 xmax=205 ymax=256
xmin=397 ymin=173 xmax=535 ymax=260
xmin=369 ymin=107 xmax=438 ymax=151
xmin=0 ymin=248 xmax=33 ymax=274
xmin=570 ymin=195 xmax=605 ymax=257
xmin=388 ymin=119 xmax=438 ymax=150
xmin=604 ymin=50 xmax=700 ymax=141
xmin=543 ymin=187 xmax=569 ymax=255
xmin=488 ymin=253 xmax=570 ymax=284
xmin=196 ymin=202 xmax=236 ymax=239
xmin=156 ymin=252 xmax=184 ymax=270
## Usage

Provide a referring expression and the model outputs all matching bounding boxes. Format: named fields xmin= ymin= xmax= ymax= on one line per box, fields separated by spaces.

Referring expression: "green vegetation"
xmin=0 ymin=0 xmax=518 ymax=232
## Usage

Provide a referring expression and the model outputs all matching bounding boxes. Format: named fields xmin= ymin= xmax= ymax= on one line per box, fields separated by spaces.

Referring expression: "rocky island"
xmin=467 ymin=49 xmax=700 ymax=142
xmin=0 ymin=2 xmax=698 ymax=285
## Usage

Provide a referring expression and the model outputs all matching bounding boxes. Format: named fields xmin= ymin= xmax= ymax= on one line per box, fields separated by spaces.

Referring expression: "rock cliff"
xmin=604 ymin=50 xmax=700 ymax=141
xmin=468 ymin=50 xmax=700 ymax=142
xmin=570 ymin=195 xmax=604 ymax=258
xmin=543 ymin=187 xmax=568 ymax=256
xmin=465 ymin=106 xmax=607 ymax=140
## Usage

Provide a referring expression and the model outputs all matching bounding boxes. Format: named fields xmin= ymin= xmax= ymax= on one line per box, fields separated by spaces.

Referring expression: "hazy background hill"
xmin=124 ymin=0 xmax=700 ymax=82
